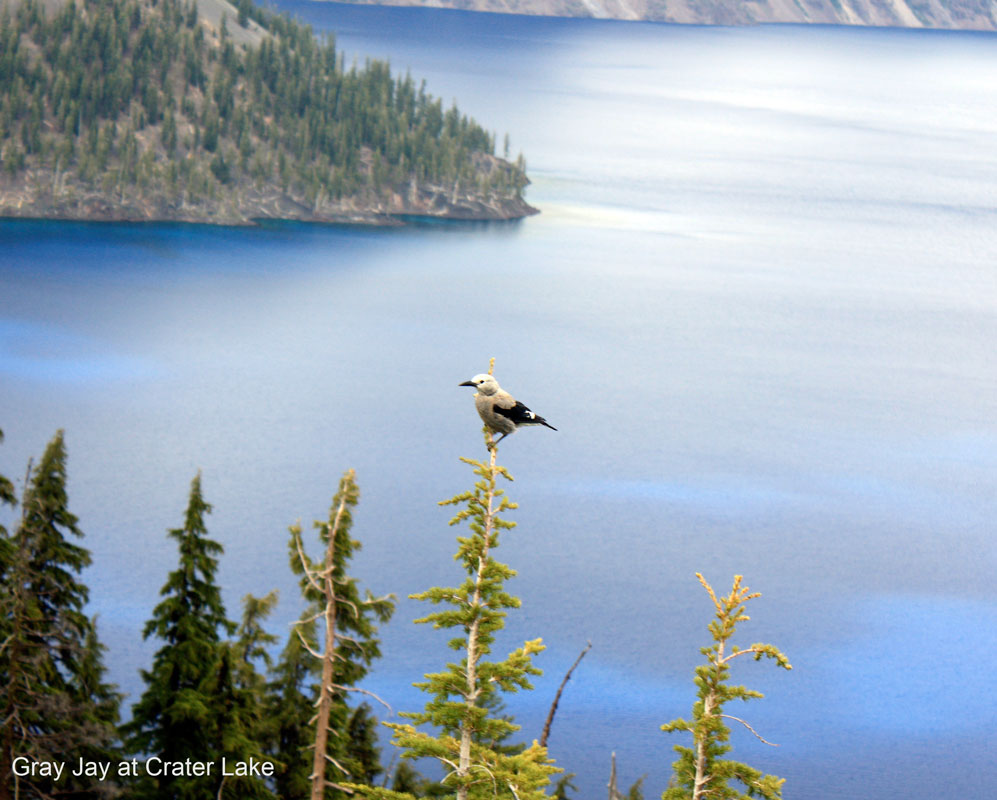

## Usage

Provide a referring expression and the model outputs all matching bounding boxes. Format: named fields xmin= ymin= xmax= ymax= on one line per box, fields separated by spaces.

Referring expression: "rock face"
xmin=330 ymin=0 xmax=997 ymax=30
xmin=0 ymin=161 xmax=538 ymax=227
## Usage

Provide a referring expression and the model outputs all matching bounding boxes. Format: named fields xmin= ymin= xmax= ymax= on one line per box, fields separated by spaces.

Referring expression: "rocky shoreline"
xmin=0 ymin=169 xmax=538 ymax=228
xmin=332 ymin=0 xmax=997 ymax=31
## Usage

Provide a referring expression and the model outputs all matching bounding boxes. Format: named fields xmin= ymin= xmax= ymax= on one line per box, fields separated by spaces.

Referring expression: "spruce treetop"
xmin=0 ymin=430 xmax=120 ymax=800
xmin=285 ymin=468 xmax=395 ymax=800
xmin=143 ymin=471 xmax=234 ymax=648
xmin=662 ymin=574 xmax=791 ymax=800
xmin=126 ymin=471 xmax=238 ymax=798
xmin=358 ymin=426 xmax=558 ymax=800
xmin=0 ymin=428 xmax=15 ymax=515
xmin=18 ymin=429 xmax=91 ymax=617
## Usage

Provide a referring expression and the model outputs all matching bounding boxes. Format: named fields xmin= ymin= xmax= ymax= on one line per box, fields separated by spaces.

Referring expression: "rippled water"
xmin=2 ymin=5 xmax=995 ymax=798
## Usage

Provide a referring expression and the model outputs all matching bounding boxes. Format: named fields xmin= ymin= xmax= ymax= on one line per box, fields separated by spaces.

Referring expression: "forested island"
xmin=0 ymin=0 xmax=536 ymax=225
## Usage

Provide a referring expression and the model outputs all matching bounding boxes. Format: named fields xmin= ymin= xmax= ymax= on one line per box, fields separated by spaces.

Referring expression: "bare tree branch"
xmin=292 ymin=611 xmax=323 ymax=627
xmin=540 ymin=641 xmax=591 ymax=748
xmin=294 ymin=627 xmax=323 ymax=660
xmin=719 ymin=714 xmax=779 ymax=746
xmin=328 ymin=684 xmax=393 ymax=714
xmin=293 ymin=528 xmax=324 ymax=595
xmin=323 ymin=753 xmax=351 ymax=774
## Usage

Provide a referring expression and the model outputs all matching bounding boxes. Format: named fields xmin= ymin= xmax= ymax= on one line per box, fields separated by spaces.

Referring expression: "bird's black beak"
xmin=459 ymin=380 xmax=475 ymax=387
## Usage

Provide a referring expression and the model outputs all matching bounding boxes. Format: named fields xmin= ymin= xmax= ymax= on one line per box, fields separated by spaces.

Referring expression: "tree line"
xmin=0 ymin=0 xmax=529 ymax=212
xmin=0 ymin=421 xmax=790 ymax=800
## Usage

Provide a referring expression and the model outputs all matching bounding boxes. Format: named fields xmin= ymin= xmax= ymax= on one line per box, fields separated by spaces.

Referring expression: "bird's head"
xmin=459 ymin=374 xmax=500 ymax=396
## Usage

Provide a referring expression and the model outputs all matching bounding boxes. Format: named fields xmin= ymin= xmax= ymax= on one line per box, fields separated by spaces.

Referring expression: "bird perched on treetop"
xmin=459 ymin=374 xmax=557 ymax=443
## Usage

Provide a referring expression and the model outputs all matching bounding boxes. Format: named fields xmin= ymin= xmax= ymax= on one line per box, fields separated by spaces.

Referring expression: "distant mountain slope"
xmin=328 ymin=0 xmax=997 ymax=30
xmin=0 ymin=0 xmax=535 ymax=226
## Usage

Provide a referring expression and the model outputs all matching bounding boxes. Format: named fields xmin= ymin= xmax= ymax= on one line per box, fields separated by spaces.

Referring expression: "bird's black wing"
xmin=494 ymin=401 xmax=557 ymax=431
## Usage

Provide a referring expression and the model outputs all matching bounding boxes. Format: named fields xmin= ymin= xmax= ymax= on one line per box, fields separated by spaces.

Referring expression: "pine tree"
xmin=0 ymin=430 xmax=121 ymax=800
xmin=125 ymin=472 xmax=237 ymax=800
xmin=355 ymin=429 xmax=559 ymax=800
xmin=285 ymin=469 xmax=394 ymax=800
xmin=661 ymin=575 xmax=792 ymax=800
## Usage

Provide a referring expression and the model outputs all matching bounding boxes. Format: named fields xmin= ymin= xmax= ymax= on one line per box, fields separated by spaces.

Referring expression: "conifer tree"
xmin=285 ymin=469 xmax=394 ymax=800
xmin=266 ymin=626 xmax=318 ymax=800
xmin=212 ymin=592 xmax=280 ymax=800
xmin=345 ymin=704 xmax=385 ymax=786
xmin=0 ymin=430 xmax=120 ymax=800
xmin=235 ymin=591 xmax=280 ymax=678
xmin=356 ymin=428 xmax=558 ymax=800
xmin=125 ymin=473 xmax=242 ymax=800
xmin=549 ymin=773 xmax=577 ymax=800
xmin=0 ymin=428 xmax=15 ymax=584
xmin=0 ymin=428 xmax=13 ymax=518
xmin=661 ymin=575 xmax=791 ymax=800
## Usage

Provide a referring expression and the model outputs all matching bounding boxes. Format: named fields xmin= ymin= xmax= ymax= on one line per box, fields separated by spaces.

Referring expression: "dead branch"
xmin=719 ymin=714 xmax=779 ymax=746
xmin=293 ymin=528 xmax=324 ymax=595
xmin=328 ymin=684 xmax=393 ymax=714
xmin=539 ymin=641 xmax=591 ymax=748
xmin=608 ymin=752 xmax=623 ymax=800
xmin=294 ymin=627 xmax=323 ymax=660
xmin=323 ymin=753 xmax=351 ymax=774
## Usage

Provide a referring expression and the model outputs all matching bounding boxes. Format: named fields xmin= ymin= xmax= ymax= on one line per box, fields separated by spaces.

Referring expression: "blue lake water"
xmin=2 ymin=4 xmax=996 ymax=798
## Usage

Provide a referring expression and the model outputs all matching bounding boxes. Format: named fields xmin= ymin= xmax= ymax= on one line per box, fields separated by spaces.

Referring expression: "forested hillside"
xmin=0 ymin=0 xmax=535 ymax=224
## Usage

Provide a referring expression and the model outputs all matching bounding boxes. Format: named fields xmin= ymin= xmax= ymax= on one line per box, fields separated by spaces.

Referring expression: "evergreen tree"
xmin=234 ymin=591 xmax=280 ymax=685
xmin=661 ymin=575 xmax=792 ymax=800
xmin=0 ymin=430 xmax=120 ymax=800
xmin=0 ymin=428 xmax=13 ymax=515
xmin=285 ymin=469 xmax=394 ymax=800
xmin=383 ymin=760 xmax=451 ymax=799
xmin=266 ymin=624 xmax=319 ymax=800
xmin=355 ymin=425 xmax=558 ymax=800
xmin=208 ymin=647 xmax=276 ymax=800
xmin=549 ymin=773 xmax=577 ymax=800
xmin=0 ymin=428 xmax=16 ymax=582
xmin=628 ymin=775 xmax=646 ymax=800
xmin=388 ymin=761 xmax=423 ymax=795
xmin=345 ymin=704 xmax=385 ymax=786
xmin=211 ymin=592 xmax=280 ymax=800
xmin=125 ymin=472 xmax=238 ymax=800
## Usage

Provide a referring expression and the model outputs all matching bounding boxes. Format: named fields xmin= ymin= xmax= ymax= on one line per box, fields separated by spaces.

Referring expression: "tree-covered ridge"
xmin=0 ymin=0 xmax=534 ymax=224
